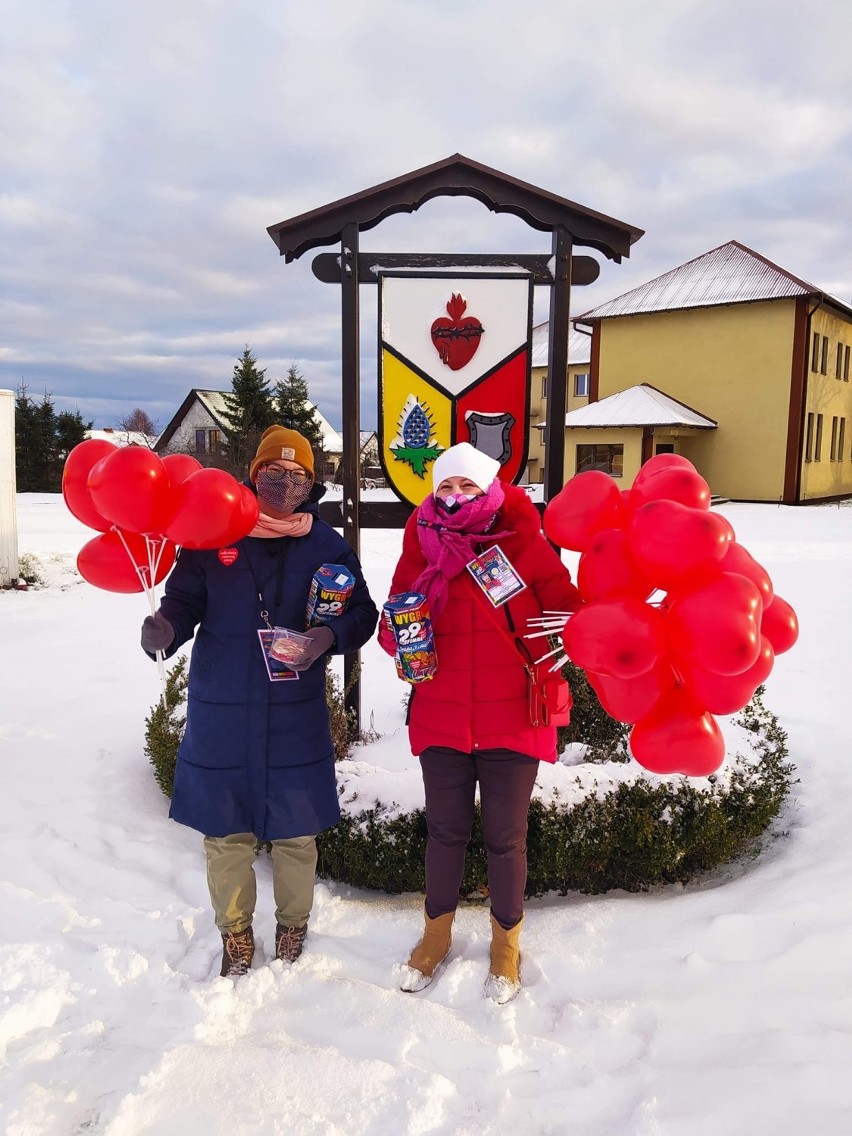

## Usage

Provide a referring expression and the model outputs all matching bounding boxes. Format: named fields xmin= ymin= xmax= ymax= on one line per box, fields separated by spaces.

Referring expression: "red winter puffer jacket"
xmin=382 ymin=484 xmax=583 ymax=762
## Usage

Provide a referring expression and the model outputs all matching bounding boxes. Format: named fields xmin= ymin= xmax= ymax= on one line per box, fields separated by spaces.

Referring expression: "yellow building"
xmin=559 ymin=241 xmax=852 ymax=503
xmin=526 ymin=324 xmax=593 ymax=483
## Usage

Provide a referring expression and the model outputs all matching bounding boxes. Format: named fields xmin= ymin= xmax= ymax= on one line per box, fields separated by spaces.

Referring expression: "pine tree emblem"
xmin=389 ymin=395 xmax=444 ymax=477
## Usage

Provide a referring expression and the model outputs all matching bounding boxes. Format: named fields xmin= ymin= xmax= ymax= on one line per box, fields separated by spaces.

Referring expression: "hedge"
xmin=145 ymin=658 xmax=794 ymax=895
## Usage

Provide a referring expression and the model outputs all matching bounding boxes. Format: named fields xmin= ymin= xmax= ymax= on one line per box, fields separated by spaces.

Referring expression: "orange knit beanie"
xmin=250 ymin=426 xmax=315 ymax=483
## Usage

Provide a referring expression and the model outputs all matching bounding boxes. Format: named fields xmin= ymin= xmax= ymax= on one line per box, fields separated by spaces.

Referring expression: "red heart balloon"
xmin=678 ymin=636 xmax=775 ymax=715
xmin=577 ymin=528 xmax=654 ymax=603
xmin=629 ymin=686 xmax=725 ymax=776
xmin=630 ymin=465 xmax=712 ymax=512
xmin=760 ymin=594 xmax=799 ymax=655
xmin=632 ymin=453 xmax=695 ymax=488
xmin=627 ymin=499 xmax=733 ymax=590
xmin=667 ymin=571 xmax=763 ymax=676
xmin=563 ymin=598 xmax=666 ymax=679
xmin=162 ymin=453 xmax=203 ymax=487
xmin=586 ymin=661 xmax=676 ymax=723
xmin=88 ymin=446 xmax=174 ymax=535
xmin=544 ymin=471 xmax=627 ymax=553
xmin=77 ymin=531 xmax=176 ymax=593
xmin=165 ymin=469 xmax=259 ymax=549
xmin=720 ymin=542 xmax=773 ymax=606
xmin=62 ymin=439 xmax=118 ymax=532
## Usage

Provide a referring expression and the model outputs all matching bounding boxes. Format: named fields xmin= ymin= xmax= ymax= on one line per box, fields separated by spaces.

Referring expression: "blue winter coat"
xmin=156 ymin=492 xmax=378 ymax=841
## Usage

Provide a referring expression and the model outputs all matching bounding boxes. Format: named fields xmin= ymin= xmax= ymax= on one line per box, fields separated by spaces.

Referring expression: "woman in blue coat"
xmin=141 ymin=426 xmax=378 ymax=977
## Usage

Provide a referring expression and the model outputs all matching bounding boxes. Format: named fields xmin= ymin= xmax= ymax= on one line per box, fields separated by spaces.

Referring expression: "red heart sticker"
xmin=218 ymin=547 xmax=239 ymax=566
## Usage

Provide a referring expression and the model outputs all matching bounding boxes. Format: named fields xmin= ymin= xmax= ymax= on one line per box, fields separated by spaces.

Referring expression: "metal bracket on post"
xmin=340 ymin=224 xmax=362 ymax=730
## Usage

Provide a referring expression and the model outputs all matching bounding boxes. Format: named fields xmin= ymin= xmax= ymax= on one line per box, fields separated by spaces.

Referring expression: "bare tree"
xmin=117 ymin=408 xmax=158 ymax=445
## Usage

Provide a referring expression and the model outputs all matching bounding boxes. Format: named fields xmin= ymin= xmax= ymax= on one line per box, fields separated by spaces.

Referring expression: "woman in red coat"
xmin=379 ymin=443 xmax=582 ymax=1002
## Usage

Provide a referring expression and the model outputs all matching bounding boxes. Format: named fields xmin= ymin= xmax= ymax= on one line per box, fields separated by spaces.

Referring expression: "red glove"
xmin=377 ymin=619 xmax=397 ymax=656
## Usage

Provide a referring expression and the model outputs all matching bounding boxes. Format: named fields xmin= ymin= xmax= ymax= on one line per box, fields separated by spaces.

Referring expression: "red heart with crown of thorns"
xmin=430 ymin=293 xmax=484 ymax=371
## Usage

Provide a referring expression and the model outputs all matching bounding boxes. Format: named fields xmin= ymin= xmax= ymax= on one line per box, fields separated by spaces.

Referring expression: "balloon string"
xmin=112 ymin=526 xmax=167 ymax=688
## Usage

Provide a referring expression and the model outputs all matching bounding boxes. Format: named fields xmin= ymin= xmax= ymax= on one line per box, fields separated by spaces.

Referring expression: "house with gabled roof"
xmin=569 ymin=240 xmax=852 ymax=503
xmin=154 ymin=388 xmax=359 ymax=481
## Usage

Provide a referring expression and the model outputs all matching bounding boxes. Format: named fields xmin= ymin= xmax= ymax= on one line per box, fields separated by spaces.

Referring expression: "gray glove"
xmin=141 ymin=612 xmax=175 ymax=653
xmin=288 ymin=625 xmax=335 ymax=672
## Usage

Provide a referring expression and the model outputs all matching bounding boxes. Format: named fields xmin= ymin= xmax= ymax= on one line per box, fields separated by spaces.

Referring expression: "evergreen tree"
xmin=222 ymin=347 xmax=275 ymax=476
xmin=14 ymin=384 xmax=92 ymax=492
xmin=273 ymin=362 xmax=326 ymax=467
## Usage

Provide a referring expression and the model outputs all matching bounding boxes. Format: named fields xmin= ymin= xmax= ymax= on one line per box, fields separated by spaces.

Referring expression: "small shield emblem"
xmin=464 ymin=411 xmax=516 ymax=466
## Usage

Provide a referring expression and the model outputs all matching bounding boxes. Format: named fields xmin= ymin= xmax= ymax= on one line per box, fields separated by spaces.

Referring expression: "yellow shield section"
xmin=380 ymin=348 xmax=453 ymax=506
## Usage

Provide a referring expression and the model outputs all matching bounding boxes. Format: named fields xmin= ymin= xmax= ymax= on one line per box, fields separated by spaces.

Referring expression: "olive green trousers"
xmin=203 ymin=832 xmax=318 ymax=933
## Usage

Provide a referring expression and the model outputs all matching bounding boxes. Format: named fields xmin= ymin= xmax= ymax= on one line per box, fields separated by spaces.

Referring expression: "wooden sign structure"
xmin=267 ymin=154 xmax=643 ymax=723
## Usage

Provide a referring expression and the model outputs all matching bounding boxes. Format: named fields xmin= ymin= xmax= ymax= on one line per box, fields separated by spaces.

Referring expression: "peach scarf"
xmin=249 ymin=512 xmax=313 ymax=539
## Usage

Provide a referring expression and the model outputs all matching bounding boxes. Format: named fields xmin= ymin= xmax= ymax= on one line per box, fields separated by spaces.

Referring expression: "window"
xmin=805 ymin=413 xmax=814 ymax=461
xmin=195 ymin=429 xmax=206 ymax=454
xmin=815 ymin=414 xmax=824 ymax=460
xmin=837 ymin=344 xmax=844 ymax=379
xmin=208 ymin=429 xmax=222 ymax=453
xmin=821 ymin=336 xmax=829 ymax=375
xmin=541 ymin=375 xmax=547 ymax=400
xmin=812 ymin=332 xmax=820 ymax=371
xmin=830 ymin=416 xmax=839 ymax=460
xmin=576 ymin=444 xmax=624 ymax=477
xmin=845 ymin=345 xmax=850 ymax=382
xmin=574 ymin=372 xmax=590 ymax=397
xmin=655 ymin=443 xmax=675 ymax=455
xmin=839 ymin=418 xmax=847 ymax=461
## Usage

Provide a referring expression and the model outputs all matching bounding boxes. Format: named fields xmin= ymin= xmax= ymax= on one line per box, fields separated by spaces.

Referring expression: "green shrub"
xmin=16 ymin=552 xmax=46 ymax=587
xmin=146 ymin=656 xmax=794 ymax=895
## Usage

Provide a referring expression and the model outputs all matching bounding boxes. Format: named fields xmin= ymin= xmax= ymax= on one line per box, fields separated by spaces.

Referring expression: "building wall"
xmin=527 ymin=363 xmax=592 ymax=483
xmin=798 ymin=303 xmax=852 ymax=501
xmin=594 ymin=301 xmax=799 ymax=501
xmin=159 ymin=400 xmax=223 ymax=456
xmin=564 ymin=427 xmax=645 ymax=484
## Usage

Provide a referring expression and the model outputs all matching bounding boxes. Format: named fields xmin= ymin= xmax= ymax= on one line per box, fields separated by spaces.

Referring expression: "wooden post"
xmin=544 ymin=225 xmax=573 ymax=502
xmin=340 ymin=223 xmax=362 ymax=727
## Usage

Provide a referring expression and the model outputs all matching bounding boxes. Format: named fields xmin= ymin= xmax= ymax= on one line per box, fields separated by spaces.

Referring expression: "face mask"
xmin=436 ymin=492 xmax=477 ymax=515
xmin=256 ymin=469 xmax=311 ymax=514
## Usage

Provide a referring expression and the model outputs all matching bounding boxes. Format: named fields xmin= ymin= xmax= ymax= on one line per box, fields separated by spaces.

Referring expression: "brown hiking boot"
xmin=485 ymin=913 xmax=522 ymax=1004
xmin=220 ymin=926 xmax=255 ymax=977
xmin=275 ymin=922 xmax=307 ymax=963
xmin=399 ymin=910 xmax=454 ymax=993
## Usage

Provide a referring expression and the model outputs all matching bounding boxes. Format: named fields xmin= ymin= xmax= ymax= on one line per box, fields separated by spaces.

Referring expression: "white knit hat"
xmin=431 ymin=442 xmax=501 ymax=494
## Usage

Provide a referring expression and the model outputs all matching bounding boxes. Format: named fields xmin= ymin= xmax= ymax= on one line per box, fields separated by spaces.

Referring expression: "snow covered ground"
xmin=2 ymin=493 xmax=851 ymax=1136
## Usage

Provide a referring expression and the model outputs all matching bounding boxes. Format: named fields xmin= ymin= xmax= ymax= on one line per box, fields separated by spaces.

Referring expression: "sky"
xmin=2 ymin=0 xmax=851 ymax=432
xmin=3 ymin=493 xmax=851 ymax=1133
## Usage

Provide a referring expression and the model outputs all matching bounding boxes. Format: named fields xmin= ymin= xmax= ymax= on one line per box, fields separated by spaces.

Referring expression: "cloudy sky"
xmin=2 ymin=0 xmax=851 ymax=432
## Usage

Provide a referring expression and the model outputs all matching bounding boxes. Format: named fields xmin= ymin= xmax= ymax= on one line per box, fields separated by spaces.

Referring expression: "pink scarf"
xmin=413 ymin=479 xmax=510 ymax=619
xmin=250 ymin=511 xmax=313 ymax=539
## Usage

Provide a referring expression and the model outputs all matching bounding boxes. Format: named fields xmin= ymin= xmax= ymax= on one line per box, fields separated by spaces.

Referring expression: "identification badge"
xmin=466 ymin=545 xmax=527 ymax=607
xmin=257 ymin=630 xmax=301 ymax=682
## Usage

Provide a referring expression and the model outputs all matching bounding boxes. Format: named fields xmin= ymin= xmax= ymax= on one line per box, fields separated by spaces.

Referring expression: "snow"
xmin=2 ymin=494 xmax=851 ymax=1135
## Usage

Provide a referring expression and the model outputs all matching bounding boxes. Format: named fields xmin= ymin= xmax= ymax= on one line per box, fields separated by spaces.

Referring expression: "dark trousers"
xmin=420 ymin=746 xmax=538 ymax=930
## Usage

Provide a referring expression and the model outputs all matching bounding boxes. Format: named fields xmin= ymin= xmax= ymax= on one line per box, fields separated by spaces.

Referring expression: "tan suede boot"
xmin=399 ymin=910 xmax=455 ymax=993
xmin=484 ymin=914 xmax=522 ymax=1004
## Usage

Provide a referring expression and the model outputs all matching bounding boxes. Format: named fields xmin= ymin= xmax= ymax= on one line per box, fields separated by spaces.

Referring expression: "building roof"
xmin=539 ymin=383 xmax=717 ymax=429
xmin=156 ymin=388 xmax=344 ymax=452
xmin=267 ymin=153 xmax=644 ymax=265
xmin=530 ymin=321 xmax=592 ymax=367
xmin=575 ymin=240 xmax=852 ymax=323
xmin=87 ymin=428 xmax=156 ymax=447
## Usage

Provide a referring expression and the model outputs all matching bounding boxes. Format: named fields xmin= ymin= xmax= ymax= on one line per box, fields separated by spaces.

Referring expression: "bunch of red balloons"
xmin=543 ymin=454 xmax=798 ymax=777
xmin=63 ymin=440 xmax=259 ymax=595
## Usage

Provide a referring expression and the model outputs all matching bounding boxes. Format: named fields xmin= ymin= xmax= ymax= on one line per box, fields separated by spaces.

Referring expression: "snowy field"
xmin=2 ymin=493 xmax=851 ymax=1136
